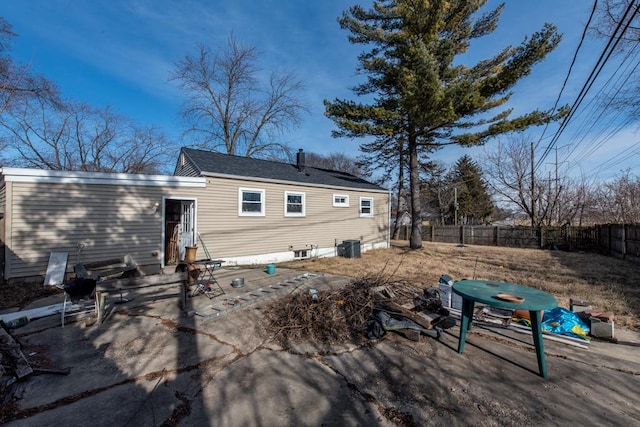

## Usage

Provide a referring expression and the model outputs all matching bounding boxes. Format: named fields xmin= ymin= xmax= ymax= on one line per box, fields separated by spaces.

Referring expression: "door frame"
xmin=161 ymin=196 xmax=198 ymax=267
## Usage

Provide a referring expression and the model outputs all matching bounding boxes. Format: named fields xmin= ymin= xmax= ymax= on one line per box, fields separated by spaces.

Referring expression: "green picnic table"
xmin=453 ymin=279 xmax=558 ymax=378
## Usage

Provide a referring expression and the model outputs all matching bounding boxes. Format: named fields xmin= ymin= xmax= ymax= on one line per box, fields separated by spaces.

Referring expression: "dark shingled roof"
xmin=180 ymin=147 xmax=386 ymax=191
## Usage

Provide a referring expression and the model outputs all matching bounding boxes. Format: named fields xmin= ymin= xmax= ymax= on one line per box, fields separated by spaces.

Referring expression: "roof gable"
xmin=177 ymin=148 xmax=387 ymax=192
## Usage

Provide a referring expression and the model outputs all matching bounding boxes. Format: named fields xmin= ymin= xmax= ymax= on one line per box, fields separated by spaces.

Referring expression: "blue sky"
xmin=3 ymin=1 xmax=638 ymax=182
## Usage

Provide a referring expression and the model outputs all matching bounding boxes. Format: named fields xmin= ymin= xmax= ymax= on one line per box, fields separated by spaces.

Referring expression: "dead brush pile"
xmin=263 ymin=274 xmax=424 ymax=348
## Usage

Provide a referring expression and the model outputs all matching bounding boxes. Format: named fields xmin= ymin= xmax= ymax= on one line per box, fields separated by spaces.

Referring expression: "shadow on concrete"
xmin=3 ymin=268 xmax=640 ymax=426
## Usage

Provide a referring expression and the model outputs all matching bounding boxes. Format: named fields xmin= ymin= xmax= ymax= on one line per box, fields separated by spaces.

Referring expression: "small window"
xmin=239 ymin=187 xmax=265 ymax=216
xmin=360 ymin=197 xmax=373 ymax=217
xmin=294 ymin=249 xmax=309 ymax=258
xmin=333 ymin=194 xmax=349 ymax=207
xmin=285 ymin=191 xmax=305 ymax=217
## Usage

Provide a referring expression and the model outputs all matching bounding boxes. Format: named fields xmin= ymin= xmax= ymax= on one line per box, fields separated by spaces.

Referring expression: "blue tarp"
xmin=542 ymin=307 xmax=590 ymax=340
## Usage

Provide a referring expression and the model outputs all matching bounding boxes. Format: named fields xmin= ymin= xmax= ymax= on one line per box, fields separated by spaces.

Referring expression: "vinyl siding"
xmin=3 ymin=170 xmax=389 ymax=280
xmin=0 ymin=183 xmax=6 ymax=211
xmin=6 ymin=181 xmax=207 ymax=280
xmin=173 ymin=154 xmax=200 ymax=177
xmin=195 ymin=176 xmax=389 ymax=259
xmin=0 ymin=183 xmax=5 ymax=280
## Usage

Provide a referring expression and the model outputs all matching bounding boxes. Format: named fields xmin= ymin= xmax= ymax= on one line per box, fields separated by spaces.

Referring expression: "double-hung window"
xmin=359 ymin=197 xmax=373 ymax=217
xmin=285 ymin=191 xmax=305 ymax=217
xmin=239 ymin=188 xmax=265 ymax=216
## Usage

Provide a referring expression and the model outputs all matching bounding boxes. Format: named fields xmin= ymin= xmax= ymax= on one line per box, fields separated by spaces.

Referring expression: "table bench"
xmin=95 ymin=272 xmax=189 ymax=324
xmin=75 ymin=255 xmax=140 ymax=281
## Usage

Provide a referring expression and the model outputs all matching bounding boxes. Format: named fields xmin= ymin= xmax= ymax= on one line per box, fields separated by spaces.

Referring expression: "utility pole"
xmin=531 ymin=142 xmax=536 ymax=227
xmin=555 ymin=146 xmax=560 ymax=225
xmin=548 ymin=171 xmax=552 ymax=226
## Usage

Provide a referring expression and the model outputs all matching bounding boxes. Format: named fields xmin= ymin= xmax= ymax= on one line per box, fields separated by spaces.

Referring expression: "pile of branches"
xmin=263 ymin=274 xmax=423 ymax=348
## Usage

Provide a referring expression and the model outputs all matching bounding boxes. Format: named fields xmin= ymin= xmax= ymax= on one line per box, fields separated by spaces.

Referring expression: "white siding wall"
xmin=196 ymin=176 xmax=389 ymax=260
xmin=6 ymin=181 xmax=208 ymax=280
xmin=0 ymin=183 xmax=6 ymax=211
xmin=3 ymin=173 xmax=389 ymax=280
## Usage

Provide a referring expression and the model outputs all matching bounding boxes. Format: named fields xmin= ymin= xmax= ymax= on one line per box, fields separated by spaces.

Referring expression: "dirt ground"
xmin=1 ymin=242 xmax=639 ymax=426
xmin=0 ymin=284 xmax=61 ymax=312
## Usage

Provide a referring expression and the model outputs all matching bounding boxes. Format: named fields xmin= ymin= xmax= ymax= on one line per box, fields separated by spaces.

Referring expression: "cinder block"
xmin=570 ymin=297 xmax=591 ymax=313
xmin=590 ymin=317 xmax=615 ymax=339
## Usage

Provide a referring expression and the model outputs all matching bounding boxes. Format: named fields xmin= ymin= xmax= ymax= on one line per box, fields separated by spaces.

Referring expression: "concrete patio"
xmin=2 ymin=266 xmax=640 ymax=426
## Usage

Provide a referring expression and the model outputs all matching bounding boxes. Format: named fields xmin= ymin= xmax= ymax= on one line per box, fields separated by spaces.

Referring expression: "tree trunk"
xmin=392 ymin=150 xmax=406 ymax=240
xmin=408 ymin=135 xmax=423 ymax=249
xmin=437 ymin=187 xmax=446 ymax=225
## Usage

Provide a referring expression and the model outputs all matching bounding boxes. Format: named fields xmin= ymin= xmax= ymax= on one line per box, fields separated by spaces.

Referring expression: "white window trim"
xmin=333 ymin=194 xmax=349 ymax=207
xmin=359 ymin=197 xmax=374 ymax=217
xmin=239 ymin=187 xmax=266 ymax=217
xmin=284 ymin=191 xmax=306 ymax=217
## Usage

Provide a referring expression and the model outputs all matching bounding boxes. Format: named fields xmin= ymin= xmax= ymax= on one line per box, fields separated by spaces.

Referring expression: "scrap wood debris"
xmin=1 ymin=322 xmax=68 ymax=415
xmin=263 ymin=274 xmax=450 ymax=348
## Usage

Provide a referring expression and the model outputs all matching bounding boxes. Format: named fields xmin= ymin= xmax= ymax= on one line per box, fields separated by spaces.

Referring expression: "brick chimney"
xmin=296 ymin=148 xmax=305 ymax=172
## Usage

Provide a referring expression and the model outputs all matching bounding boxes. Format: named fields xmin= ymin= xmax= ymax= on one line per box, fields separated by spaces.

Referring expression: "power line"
xmin=563 ymin=40 xmax=640 ymax=147
xmin=582 ymin=139 xmax=640 ymax=180
xmin=560 ymin=37 xmax=640 ymax=178
xmin=533 ymin=0 xmax=598 ymax=153
xmin=534 ymin=0 xmax=640 ymax=172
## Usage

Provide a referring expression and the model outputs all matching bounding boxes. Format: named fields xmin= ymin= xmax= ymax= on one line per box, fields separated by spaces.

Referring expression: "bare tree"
xmin=420 ymin=160 xmax=450 ymax=225
xmin=593 ymin=0 xmax=640 ymax=43
xmin=561 ymin=178 xmax=591 ymax=226
xmin=591 ymin=1 xmax=640 ymax=116
xmin=172 ymin=35 xmax=308 ymax=158
xmin=482 ymin=135 xmax=588 ymax=226
xmin=589 ymin=170 xmax=640 ymax=223
xmin=0 ymin=17 xmax=171 ymax=173
xmin=482 ymin=137 xmax=537 ymax=223
xmin=304 ymin=151 xmax=363 ymax=177
xmin=1 ymin=18 xmax=57 ymax=112
xmin=1 ymin=98 xmax=172 ymax=173
xmin=1 ymin=17 xmax=60 ymax=164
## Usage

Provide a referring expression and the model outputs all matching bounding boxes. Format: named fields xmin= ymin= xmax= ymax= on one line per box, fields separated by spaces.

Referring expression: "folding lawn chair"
xmin=58 ymin=278 xmax=97 ymax=327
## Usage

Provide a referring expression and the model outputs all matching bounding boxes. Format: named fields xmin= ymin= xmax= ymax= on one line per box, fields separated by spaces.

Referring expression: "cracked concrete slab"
xmin=3 ymin=267 xmax=640 ymax=426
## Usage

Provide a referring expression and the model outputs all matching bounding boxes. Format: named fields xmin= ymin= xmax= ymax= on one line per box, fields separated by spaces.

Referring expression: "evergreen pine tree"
xmin=325 ymin=0 xmax=568 ymax=248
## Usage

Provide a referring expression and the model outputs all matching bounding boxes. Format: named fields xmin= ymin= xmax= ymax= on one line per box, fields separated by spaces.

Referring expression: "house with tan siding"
xmin=0 ymin=148 xmax=389 ymax=282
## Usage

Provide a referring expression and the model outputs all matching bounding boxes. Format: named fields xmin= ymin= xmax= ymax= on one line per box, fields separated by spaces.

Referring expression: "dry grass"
xmin=281 ymin=241 xmax=640 ymax=331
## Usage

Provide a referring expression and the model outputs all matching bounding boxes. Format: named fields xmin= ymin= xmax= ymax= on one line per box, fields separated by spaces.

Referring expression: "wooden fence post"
xmin=622 ymin=224 xmax=627 ymax=259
